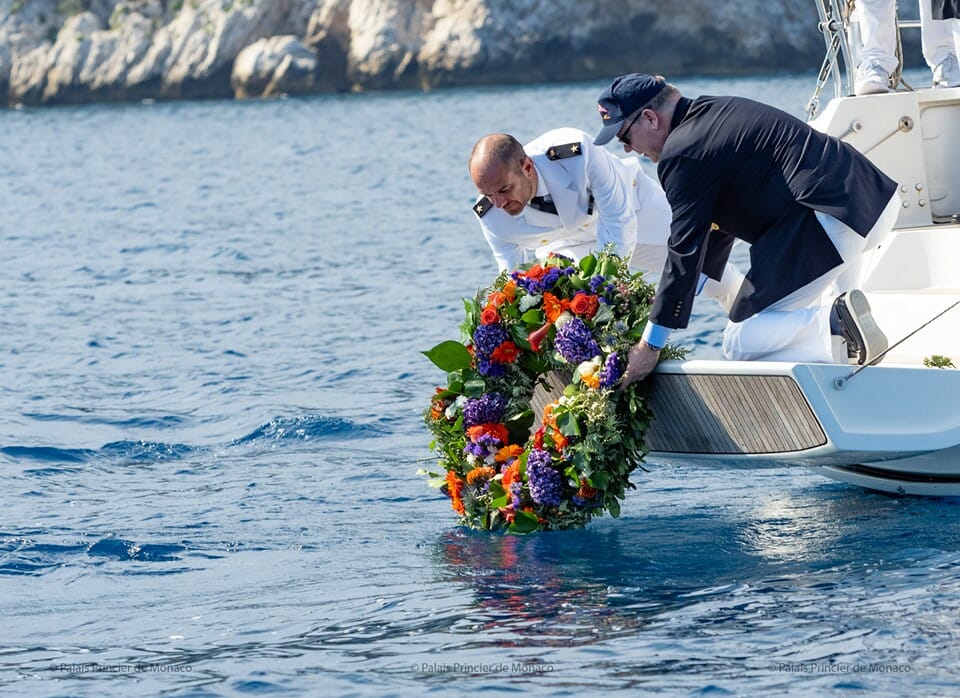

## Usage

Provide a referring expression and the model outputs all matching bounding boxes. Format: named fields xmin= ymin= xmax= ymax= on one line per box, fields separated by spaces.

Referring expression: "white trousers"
xmin=721 ymin=195 xmax=901 ymax=363
xmin=857 ymin=0 xmax=960 ymax=72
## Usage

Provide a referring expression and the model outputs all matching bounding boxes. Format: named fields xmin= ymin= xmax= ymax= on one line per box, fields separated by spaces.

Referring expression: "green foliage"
xmin=422 ymin=341 xmax=472 ymax=373
xmin=924 ymin=355 xmax=956 ymax=369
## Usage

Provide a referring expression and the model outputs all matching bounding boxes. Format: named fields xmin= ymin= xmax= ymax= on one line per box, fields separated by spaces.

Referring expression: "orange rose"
xmin=487 ymin=291 xmax=508 ymax=308
xmin=570 ymin=293 xmax=599 ymax=318
xmin=480 ymin=305 xmax=500 ymax=325
xmin=524 ymin=264 xmax=547 ymax=280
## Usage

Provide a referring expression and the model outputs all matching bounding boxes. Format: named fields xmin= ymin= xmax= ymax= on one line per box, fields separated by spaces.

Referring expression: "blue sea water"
xmin=2 ymin=68 xmax=960 ymax=696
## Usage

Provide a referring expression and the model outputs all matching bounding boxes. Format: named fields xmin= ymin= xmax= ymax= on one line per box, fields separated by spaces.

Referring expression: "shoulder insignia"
xmin=545 ymin=142 xmax=582 ymax=161
xmin=473 ymin=196 xmax=493 ymax=218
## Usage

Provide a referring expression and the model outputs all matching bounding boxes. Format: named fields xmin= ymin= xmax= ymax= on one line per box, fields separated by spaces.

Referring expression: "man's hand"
xmin=621 ymin=340 xmax=661 ymax=388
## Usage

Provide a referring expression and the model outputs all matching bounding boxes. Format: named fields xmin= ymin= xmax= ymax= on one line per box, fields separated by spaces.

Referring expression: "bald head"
xmin=469 ymin=133 xmax=537 ymax=217
xmin=469 ymin=134 xmax=527 ymax=181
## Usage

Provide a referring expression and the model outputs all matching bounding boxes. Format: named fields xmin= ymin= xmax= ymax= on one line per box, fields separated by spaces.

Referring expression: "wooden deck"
xmin=644 ymin=373 xmax=826 ymax=455
xmin=530 ymin=371 xmax=827 ymax=456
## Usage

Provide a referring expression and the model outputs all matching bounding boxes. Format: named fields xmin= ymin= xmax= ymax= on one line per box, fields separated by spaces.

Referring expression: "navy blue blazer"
xmin=652 ymin=95 xmax=897 ymax=326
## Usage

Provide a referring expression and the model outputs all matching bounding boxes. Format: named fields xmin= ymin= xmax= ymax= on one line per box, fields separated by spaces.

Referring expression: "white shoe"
xmin=855 ymin=61 xmax=892 ymax=96
xmin=932 ymin=53 xmax=960 ymax=89
xmin=834 ymin=289 xmax=888 ymax=365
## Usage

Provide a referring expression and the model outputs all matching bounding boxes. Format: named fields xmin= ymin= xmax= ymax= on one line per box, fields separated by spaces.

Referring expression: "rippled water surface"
xmin=2 ymin=69 xmax=958 ymax=696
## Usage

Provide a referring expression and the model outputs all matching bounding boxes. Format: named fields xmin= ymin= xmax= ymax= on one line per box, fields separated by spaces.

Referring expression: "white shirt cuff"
xmin=641 ymin=322 xmax=672 ymax=349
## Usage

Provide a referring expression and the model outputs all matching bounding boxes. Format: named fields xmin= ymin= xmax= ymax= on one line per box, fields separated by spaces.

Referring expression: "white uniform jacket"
xmin=473 ymin=127 xmax=672 ymax=273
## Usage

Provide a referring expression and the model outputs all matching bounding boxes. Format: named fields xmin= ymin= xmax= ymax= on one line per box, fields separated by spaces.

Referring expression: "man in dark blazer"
xmin=592 ymin=73 xmax=900 ymax=385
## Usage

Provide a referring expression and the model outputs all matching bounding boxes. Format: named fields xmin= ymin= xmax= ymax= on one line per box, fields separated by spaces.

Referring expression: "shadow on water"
xmin=425 ymin=484 xmax=960 ymax=645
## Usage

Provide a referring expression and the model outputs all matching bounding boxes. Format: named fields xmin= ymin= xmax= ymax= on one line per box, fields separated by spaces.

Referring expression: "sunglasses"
xmin=617 ymin=109 xmax=645 ymax=146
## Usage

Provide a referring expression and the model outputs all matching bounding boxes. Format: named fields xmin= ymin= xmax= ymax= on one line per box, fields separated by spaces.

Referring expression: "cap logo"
xmin=597 ymin=103 xmax=611 ymax=120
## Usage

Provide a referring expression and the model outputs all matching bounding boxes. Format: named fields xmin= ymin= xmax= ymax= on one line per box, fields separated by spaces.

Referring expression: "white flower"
xmin=445 ymin=395 xmax=468 ymax=420
xmin=574 ymin=357 xmax=602 ymax=384
xmin=554 ymin=311 xmax=574 ymax=329
xmin=519 ymin=293 xmax=542 ymax=311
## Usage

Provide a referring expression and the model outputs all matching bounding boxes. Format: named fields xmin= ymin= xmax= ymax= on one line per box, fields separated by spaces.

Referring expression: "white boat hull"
xmin=644 ymin=359 xmax=960 ymax=496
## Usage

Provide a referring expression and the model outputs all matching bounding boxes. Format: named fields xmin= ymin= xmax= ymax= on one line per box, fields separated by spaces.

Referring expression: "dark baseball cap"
xmin=593 ymin=73 xmax=666 ymax=145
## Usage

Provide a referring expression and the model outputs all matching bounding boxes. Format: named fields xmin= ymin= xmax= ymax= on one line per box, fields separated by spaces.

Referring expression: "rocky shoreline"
xmin=1 ymin=0 xmax=828 ymax=107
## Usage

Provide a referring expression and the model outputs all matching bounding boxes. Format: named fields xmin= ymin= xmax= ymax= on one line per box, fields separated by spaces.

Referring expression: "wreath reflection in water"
xmin=422 ymin=251 xmax=683 ymax=533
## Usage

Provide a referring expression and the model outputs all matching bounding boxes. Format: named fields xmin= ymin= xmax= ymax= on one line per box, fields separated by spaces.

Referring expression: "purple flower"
xmin=463 ymin=392 xmax=507 ymax=426
xmin=463 ymin=432 xmax=503 ymax=458
xmin=572 ymin=493 xmax=601 ymax=508
xmin=510 ymin=481 xmax=522 ymax=509
xmin=476 ymin=359 xmax=506 ymax=378
xmin=512 ymin=265 xmax=564 ymax=294
xmin=473 ymin=323 xmax=508 ymax=356
xmin=527 ymin=449 xmax=563 ymax=506
xmin=599 ymin=351 xmax=623 ymax=389
xmin=472 ymin=324 xmax=510 ymax=377
xmin=589 ymin=274 xmax=606 ymax=294
xmin=555 ymin=317 xmax=601 ymax=364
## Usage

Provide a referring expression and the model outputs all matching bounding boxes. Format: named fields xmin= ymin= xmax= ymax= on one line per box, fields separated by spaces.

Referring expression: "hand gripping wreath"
xmin=422 ymin=251 xmax=681 ymax=533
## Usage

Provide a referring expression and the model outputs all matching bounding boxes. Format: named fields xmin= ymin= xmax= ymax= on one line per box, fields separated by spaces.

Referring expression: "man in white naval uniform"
xmin=854 ymin=0 xmax=960 ymax=94
xmin=468 ymin=128 xmax=742 ymax=310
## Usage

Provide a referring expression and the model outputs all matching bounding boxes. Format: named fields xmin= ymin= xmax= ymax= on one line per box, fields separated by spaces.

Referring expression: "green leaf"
xmin=508 ymin=510 xmax=541 ymax=533
xmin=500 ymin=303 xmax=520 ymax=320
xmin=606 ymin=496 xmax=620 ymax=518
xmin=489 ymin=495 xmax=508 ymax=509
xmin=592 ymin=471 xmax=610 ymax=489
xmin=592 ymin=303 xmax=614 ymax=324
xmin=423 ymin=341 xmax=473 ymax=372
xmin=463 ymin=297 xmax=479 ymax=321
xmin=510 ymin=324 xmax=532 ymax=350
xmin=521 ymin=309 xmax=544 ymax=325
xmin=578 ymin=255 xmax=597 ymax=275
xmin=463 ymin=378 xmax=486 ymax=397
xmin=556 ymin=410 xmax=581 ymax=437
xmin=505 ymin=410 xmax=534 ymax=443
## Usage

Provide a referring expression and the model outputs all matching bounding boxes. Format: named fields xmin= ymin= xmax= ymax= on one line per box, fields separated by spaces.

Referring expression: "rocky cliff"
xmin=0 ymin=0 xmax=824 ymax=107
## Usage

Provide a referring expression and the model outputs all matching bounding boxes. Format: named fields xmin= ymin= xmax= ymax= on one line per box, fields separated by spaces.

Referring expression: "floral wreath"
xmin=421 ymin=251 xmax=681 ymax=533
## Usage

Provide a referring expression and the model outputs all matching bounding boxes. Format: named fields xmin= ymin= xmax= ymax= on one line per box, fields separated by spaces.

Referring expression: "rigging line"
xmin=837 ymin=297 xmax=960 ymax=387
